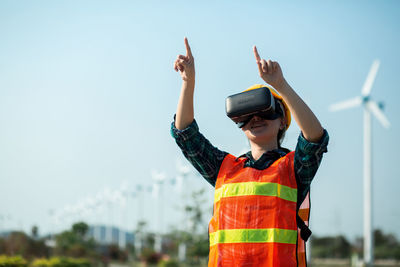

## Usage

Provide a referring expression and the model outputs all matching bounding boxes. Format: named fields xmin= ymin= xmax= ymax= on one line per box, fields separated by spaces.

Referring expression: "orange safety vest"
xmin=208 ymin=151 xmax=310 ymax=267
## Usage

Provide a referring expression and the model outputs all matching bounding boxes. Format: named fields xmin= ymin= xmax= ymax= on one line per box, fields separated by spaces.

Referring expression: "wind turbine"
xmin=151 ymin=170 xmax=167 ymax=253
xmin=329 ymin=60 xmax=390 ymax=267
xmin=176 ymin=160 xmax=192 ymax=262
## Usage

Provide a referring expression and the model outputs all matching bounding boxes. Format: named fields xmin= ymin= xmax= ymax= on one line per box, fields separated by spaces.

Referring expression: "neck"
xmin=249 ymin=140 xmax=279 ymax=161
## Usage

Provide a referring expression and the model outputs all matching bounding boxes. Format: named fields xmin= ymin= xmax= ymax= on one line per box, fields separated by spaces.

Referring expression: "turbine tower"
xmin=151 ymin=170 xmax=167 ymax=253
xmin=329 ymin=60 xmax=390 ymax=267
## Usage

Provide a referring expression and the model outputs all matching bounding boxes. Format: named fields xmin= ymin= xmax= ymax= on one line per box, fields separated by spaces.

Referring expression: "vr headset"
xmin=226 ymin=87 xmax=283 ymax=128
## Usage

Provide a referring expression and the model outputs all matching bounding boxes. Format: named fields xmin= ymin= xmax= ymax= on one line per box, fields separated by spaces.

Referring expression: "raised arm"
xmin=253 ymin=46 xmax=324 ymax=142
xmin=174 ymin=37 xmax=196 ymax=130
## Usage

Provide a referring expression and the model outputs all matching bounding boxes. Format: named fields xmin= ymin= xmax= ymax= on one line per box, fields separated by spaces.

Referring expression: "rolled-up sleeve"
xmin=171 ymin=118 xmax=227 ymax=187
xmin=294 ymin=129 xmax=329 ymax=201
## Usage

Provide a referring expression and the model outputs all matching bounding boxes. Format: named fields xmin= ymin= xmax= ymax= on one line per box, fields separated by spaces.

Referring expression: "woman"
xmin=171 ymin=37 xmax=329 ymax=267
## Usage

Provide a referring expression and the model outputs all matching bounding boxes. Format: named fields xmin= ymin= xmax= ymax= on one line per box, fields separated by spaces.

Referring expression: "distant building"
xmin=88 ymin=225 xmax=135 ymax=247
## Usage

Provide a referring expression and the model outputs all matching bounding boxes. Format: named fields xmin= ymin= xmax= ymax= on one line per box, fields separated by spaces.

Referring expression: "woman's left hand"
xmin=253 ymin=46 xmax=286 ymax=90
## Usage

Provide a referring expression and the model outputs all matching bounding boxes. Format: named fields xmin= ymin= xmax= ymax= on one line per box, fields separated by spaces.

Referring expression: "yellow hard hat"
xmin=244 ymin=84 xmax=291 ymax=130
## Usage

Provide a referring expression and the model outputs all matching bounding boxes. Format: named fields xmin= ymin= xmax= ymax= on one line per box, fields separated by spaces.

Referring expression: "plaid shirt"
xmin=171 ymin=119 xmax=329 ymax=206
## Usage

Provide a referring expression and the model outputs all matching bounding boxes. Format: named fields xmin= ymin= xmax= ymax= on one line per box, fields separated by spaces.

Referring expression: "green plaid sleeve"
xmin=171 ymin=118 xmax=228 ymax=187
xmin=294 ymin=129 xmax=329 ymax=202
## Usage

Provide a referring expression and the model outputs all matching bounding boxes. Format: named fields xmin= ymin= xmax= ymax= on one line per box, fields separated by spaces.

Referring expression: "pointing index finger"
xmin=184 ymin=37 xmax=192 ymax=58
xmin=253 ymin=46 xmax=261 ymax=62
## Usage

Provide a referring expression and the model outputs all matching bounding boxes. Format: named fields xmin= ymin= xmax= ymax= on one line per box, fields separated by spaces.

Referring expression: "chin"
xmin=249 ymin=136 xmax=274 ymax=145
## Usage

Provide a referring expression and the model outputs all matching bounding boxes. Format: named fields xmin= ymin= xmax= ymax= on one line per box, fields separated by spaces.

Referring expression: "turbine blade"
xmin=329 ymin=97 xmax=362 ymax=112
xmin=361 ymin=60 xmax=380 ymax=96
xmin=366 ymin=101 xmax=390 ymax=129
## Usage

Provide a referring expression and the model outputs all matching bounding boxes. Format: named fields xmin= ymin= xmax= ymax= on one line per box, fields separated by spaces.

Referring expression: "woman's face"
xmin=241 ymin=115 xmax=283 ymax=146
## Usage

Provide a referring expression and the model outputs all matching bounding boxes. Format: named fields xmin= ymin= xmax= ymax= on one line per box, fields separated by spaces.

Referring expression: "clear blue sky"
xmin=0 ymin=1 xmax=399 ymax=241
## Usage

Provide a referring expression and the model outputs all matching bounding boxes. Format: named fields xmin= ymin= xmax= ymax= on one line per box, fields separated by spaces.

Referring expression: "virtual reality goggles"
xmin=226 ymin=87 xmax=284 ymax=128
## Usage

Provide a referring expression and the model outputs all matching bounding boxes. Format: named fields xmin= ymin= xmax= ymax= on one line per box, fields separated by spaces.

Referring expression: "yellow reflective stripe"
xmin=209 ymin=228 xmax=297 ymax=246
xmin=214 ymin=182 xmax=297 ymax=203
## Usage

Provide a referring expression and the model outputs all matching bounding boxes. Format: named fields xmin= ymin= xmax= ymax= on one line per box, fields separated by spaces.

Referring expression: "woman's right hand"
xmin=174 ymin=37 xmax=195 ymax=83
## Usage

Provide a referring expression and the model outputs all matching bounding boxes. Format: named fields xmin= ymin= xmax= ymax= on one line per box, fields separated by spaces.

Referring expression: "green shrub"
xmin=0 ymin=255 xmax=28 ymax=267
xmin=31 ymin=257 xmax=91 ymax=267
xmin=158 ymin=258 xmax=180 ymax=267
xmin=31 ymin=258 xmax=52 ymax=267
